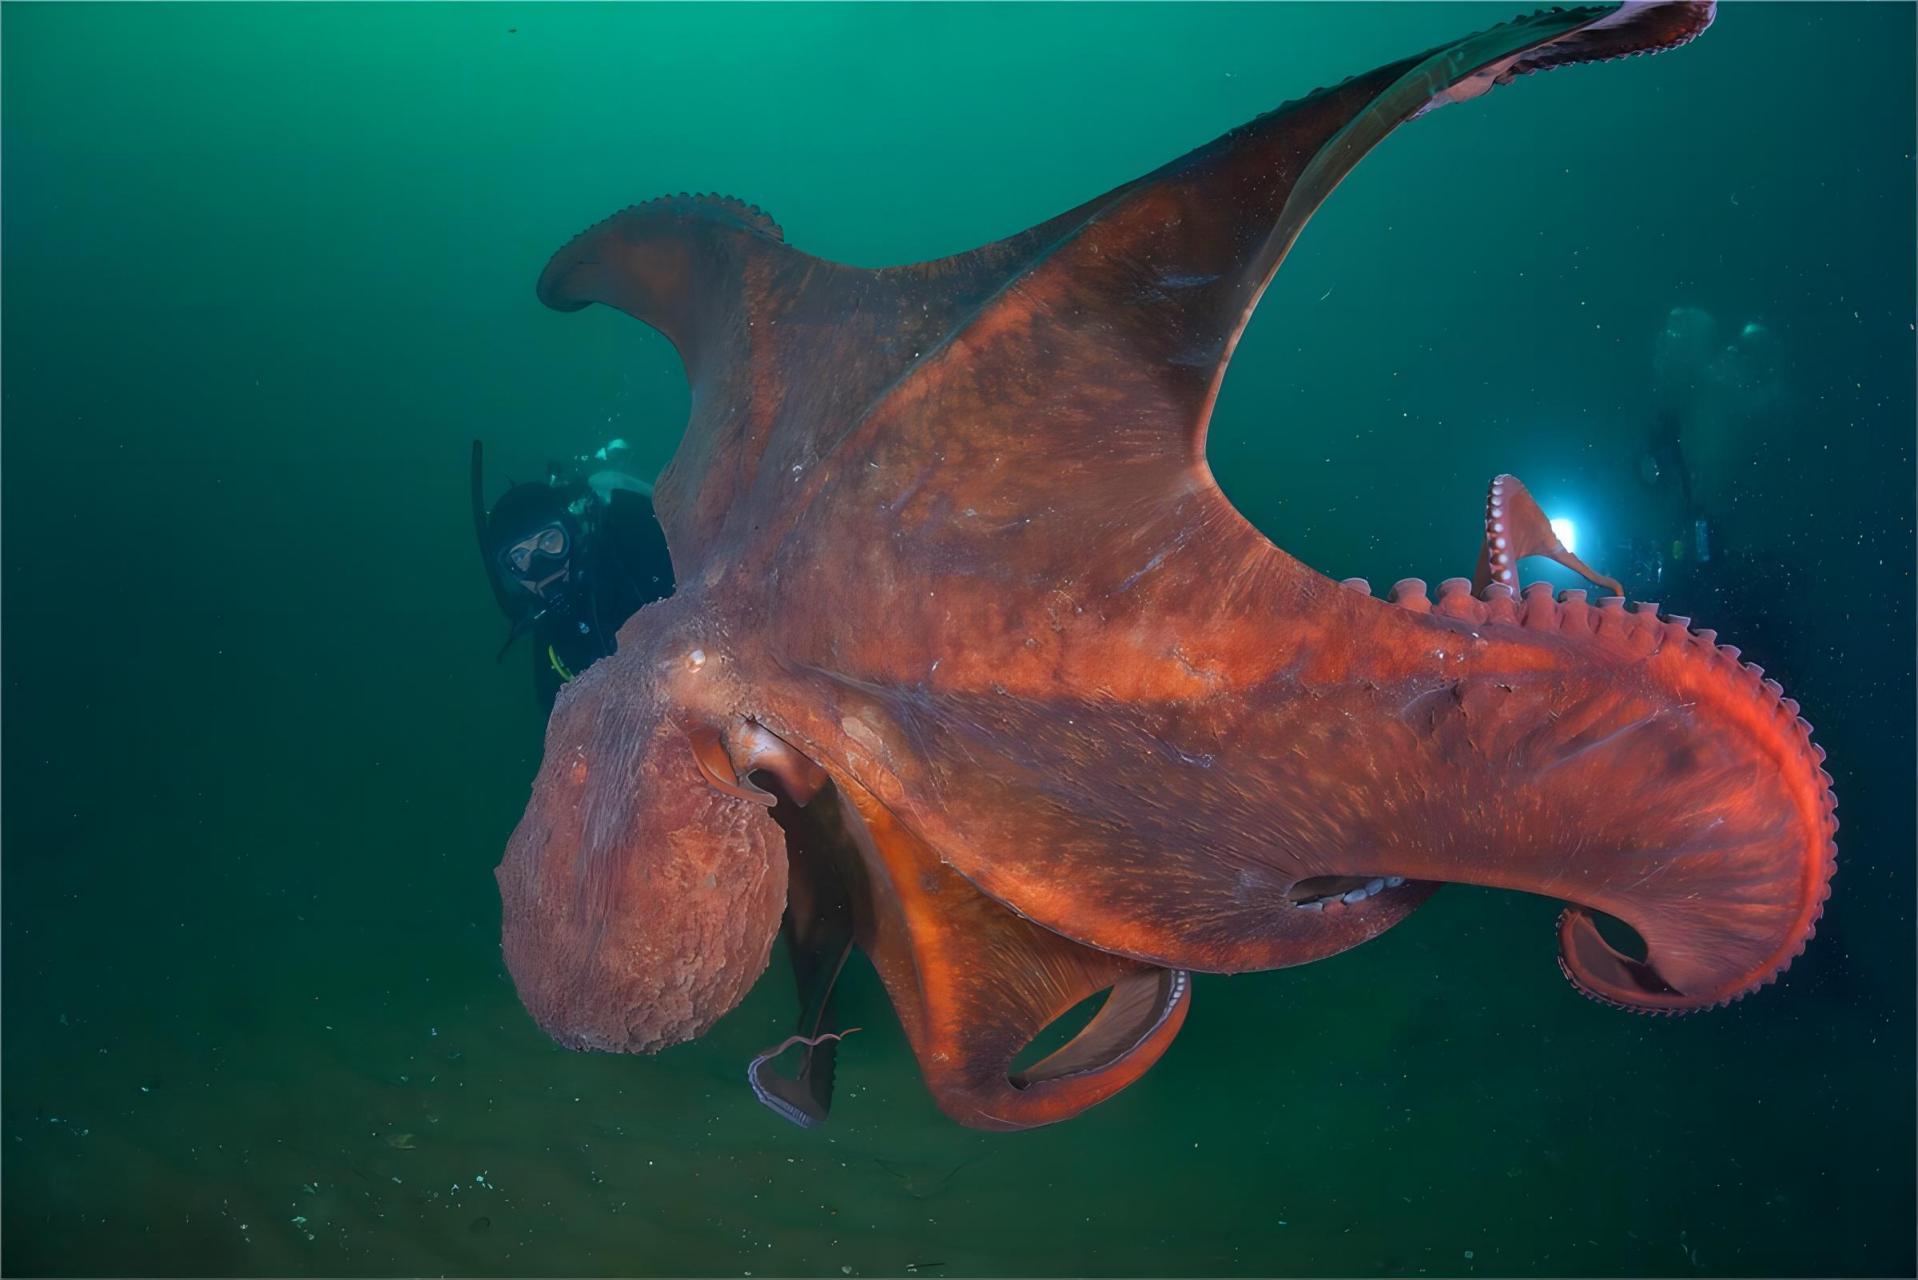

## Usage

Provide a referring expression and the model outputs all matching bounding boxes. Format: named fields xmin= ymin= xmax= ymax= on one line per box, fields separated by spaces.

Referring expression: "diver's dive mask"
xmin=473 ymin=445 xmax=593 ymax=648
xmin=499 ymin=521 xmax=573 ymax=602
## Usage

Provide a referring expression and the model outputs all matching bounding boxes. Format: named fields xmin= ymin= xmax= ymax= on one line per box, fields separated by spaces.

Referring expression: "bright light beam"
xmin=1549 ymin=516 xmax=1578 ymax=555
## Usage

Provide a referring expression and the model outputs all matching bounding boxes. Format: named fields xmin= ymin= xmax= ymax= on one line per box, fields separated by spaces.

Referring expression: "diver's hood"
xmin=486 ymin=482 xmax=576 ymax=550
xmin=484 ymin=483 xmax=584 ymax=613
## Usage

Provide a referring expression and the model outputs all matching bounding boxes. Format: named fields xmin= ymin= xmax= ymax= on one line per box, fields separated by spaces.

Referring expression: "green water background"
xmin=4 ymin=2 xmax=1913 ymax=1274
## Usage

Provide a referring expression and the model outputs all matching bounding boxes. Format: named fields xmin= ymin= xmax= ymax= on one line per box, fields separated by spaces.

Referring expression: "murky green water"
xmin=4 ymin=3 xmax=1913 ymax=1275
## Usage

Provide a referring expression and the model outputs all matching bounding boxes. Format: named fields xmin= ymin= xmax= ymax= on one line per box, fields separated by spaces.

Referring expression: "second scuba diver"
xmin=1621 ymin=304 xmax=1801 ymax=681
xmin=1626 ymin=305 xmax=1786 ymax=599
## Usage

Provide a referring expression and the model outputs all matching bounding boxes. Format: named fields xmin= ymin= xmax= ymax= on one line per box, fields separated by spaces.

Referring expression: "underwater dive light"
xmin=1549 ymin=516 xmax=1578 ymax=555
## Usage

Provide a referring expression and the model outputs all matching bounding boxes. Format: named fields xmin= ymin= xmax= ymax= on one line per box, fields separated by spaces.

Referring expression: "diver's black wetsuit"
xmin=528 ymin=489 xmax=673 ymax=713
xmin=472 ymin=441 xmax=675 ymax=715
xmin=1621 ymin=412 xmax=1802 ymax=692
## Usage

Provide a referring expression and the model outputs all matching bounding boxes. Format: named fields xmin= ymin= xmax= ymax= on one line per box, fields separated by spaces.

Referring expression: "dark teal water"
xmin=4 ymin=3 xmax=1913 ymax=1275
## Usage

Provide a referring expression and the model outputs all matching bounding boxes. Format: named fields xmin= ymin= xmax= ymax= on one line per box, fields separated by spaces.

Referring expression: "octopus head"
xmin=495 ymin=611 xmax=785 ymax=1053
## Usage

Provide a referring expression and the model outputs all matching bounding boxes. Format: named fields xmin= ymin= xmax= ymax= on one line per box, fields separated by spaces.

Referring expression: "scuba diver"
xmin=1623 ymin=305 xmax=1786 ymax=602
xmin=471 ymin=438 xmax=675 ymax=713
xmin=1618 ymin=304 xmax=1802 ymax=687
